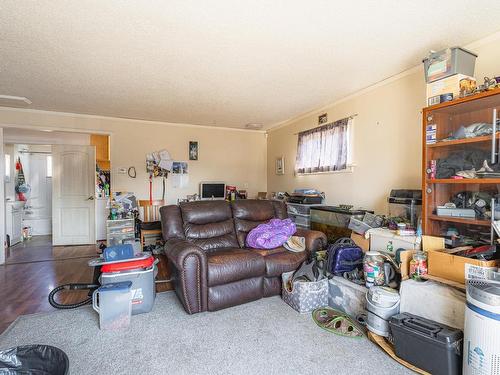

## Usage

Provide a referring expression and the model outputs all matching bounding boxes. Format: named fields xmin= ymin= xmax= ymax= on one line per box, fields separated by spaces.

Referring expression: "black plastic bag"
xmin=0 ymin=345 xmax=69 ymax=375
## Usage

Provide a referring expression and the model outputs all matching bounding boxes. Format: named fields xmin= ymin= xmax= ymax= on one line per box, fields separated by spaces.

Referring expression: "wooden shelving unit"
xmin=422 ymin=89 xmax=500 ymax=237
xmin=427 ymin=133 xmax=500 ymax=148
xmin=427 ymin=178 xmax=500 ymax=184
xmin=428 ymin=214 xmax=490 ymax=227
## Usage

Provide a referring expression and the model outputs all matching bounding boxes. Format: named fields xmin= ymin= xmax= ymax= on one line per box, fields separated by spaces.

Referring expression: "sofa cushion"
xmin=160 ymin=205 xmax=185 ymax=241
xmin=181 ymin=200 xmax=232 ymax=225
xmin=180 ymin=201 xmax=239 ymax=251
xmin=256 ymin=247 xmax=307 ymax=277
xmin=231 ymin=200 xmax=288 ymax=247
xmin=207 ymin=248 xmax=266 ymax=286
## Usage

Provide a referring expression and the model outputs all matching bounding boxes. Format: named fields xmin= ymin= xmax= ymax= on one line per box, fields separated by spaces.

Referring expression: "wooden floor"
xmin=5 ymin=235 xmax=99 ymax=264
xmin=0 ymin=236 xmax=172 ymax=334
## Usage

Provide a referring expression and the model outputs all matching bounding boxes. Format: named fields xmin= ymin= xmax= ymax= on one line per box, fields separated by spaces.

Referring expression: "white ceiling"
xmin=1 ymin=1 xmax=500 ymax=129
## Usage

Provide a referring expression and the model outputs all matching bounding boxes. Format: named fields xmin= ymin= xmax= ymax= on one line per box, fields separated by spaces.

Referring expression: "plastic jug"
xmin=92 ymin=281 xmax=132 ymax=330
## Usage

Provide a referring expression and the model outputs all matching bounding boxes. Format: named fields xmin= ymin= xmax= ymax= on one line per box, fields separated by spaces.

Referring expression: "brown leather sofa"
xmin=160 ymin=199 xmax=327 ymax=314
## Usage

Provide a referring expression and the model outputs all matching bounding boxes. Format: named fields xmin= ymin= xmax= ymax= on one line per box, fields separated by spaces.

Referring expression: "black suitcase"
xmin=389 ymin=313 xmax=463 ymax=375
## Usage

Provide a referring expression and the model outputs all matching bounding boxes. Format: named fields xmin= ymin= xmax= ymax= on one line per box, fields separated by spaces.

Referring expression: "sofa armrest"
xmin=164 ymin=239 xmax=208 ymax=314
xmin=294 ymin=228 xmax=327 ymax=253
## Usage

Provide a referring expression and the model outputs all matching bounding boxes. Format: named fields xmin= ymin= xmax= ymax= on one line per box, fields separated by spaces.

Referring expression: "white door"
xmin=52 ymin=145 xmax=96 ymax=245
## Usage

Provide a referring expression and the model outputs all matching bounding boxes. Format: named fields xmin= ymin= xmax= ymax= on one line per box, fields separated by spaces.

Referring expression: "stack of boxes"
xmin=423 ymin=47 xmax=478 ymax=106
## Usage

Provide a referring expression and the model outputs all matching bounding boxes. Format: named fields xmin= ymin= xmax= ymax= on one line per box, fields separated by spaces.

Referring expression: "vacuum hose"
xmin=48 ymin=284 xmax=99 ymax=309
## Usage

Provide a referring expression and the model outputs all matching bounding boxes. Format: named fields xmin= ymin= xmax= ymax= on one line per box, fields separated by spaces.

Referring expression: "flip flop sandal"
xmin=312 ymin=308 xmax=364 ymax=339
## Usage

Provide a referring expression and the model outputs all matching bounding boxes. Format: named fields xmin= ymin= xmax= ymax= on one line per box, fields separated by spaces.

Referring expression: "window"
xmin=46 ymin=155 xmax=52 ymax=178
xmin=4 ymin=154 xmax=10 ymax=182
xmin=295 ymin=117 xmax=353 ymax=174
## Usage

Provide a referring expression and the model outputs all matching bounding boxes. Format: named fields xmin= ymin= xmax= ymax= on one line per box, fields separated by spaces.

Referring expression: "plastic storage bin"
xmin=390 ymin=313 xmax=463 ymax=375
xmin=387 ymin=189 xmax=422 ymax=227
xmin=423 ymin=47 xmax=477 ymax=83
xmin=92 ymin=281 xmax=132 ymax=331
xmin=100 ymin=255 xmax=158 ymax=315
xmin=328 ymin=276 xmax=367 ymax=318
xmin=310 ymin=206 xmax=373 ymax=243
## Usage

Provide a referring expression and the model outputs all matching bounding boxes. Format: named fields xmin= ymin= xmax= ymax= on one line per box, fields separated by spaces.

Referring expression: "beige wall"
xmin=0 ymin=109 xmax=267 ymax=204
xmin=267 ymin=34 xmax=500 ymax=214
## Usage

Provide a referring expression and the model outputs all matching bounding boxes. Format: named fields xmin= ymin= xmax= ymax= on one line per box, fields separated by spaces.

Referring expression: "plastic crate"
xmin=423 ymin=47 xmax=477 ymax=83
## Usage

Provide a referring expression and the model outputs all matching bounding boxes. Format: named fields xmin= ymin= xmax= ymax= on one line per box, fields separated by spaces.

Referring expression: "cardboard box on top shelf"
xmin=351 ymin=232 xmax=369 ymax=252
xmin=426 ymin=74 xmax=476 ymax=103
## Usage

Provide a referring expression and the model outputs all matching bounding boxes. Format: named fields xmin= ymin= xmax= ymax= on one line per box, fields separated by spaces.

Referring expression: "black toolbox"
xmin=389 ymin=313 xmax=463 ymax=375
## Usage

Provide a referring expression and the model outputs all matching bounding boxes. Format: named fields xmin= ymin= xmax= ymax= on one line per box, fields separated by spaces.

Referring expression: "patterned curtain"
xmin=295 ymin=117 xmax=351 ymax=174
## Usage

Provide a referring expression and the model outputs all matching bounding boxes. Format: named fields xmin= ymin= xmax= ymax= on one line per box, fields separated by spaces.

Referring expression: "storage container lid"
xmin=310 ymin=205 xmax=373 ymax=215
xmin=367 ymin=286 xmax=400 ymax=307
xmin=467 ymin=279 xmax=500 ymax=307
xmin=98 ymin=281 xmax=132 ymax=293
xmin=101 ymin=256 xmax=155 ymax=273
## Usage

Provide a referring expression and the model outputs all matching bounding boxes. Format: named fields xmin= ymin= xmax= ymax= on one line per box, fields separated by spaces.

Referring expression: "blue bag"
xmin=103 ymin=244 xmax=134 ymax=262
xmin=326 ymin=238 xmax=364 ymax=275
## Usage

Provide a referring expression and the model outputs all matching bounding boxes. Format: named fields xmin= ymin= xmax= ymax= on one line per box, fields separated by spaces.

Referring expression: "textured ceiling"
xmin=1 ymin=1 xmax=500 ymax=129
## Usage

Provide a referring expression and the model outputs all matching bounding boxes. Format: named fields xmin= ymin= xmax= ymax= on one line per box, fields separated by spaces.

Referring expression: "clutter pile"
xmin=280 ymin=185 xmax=499 ymax=374
xmin=49 ymin=244 xmax=158 ymax=331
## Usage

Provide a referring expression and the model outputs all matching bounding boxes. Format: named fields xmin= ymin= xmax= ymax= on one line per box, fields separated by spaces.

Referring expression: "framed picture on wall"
xmin=189 ymin=141 xmax=198 ymax=160
xmin=275 ymin=156 xmax=285 ymax=175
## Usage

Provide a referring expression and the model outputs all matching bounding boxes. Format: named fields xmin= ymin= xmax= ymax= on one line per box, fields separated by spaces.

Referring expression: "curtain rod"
xmin=293 ymin=114 xmax=358 ymax=135
xmin=18 ymin=150 xmax=51 ymax=155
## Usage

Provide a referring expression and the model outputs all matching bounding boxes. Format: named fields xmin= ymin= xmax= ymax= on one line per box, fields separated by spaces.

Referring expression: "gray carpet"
xmin=0 ymin=292 xmax=412 ymax=374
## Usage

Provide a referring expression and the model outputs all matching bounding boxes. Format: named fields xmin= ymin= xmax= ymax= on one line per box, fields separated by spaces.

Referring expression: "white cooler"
xmin=368 ymin=228 xmax=420 ymax=254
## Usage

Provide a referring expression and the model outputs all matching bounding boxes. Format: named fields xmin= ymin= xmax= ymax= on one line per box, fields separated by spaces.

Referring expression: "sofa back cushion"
xmin=179 ymin=200 xmax=239 ymax=252
xmin=231 ymin=200 xmax=288 ymax=247
xmin=160 ymin=205 xmax=185 ymax=241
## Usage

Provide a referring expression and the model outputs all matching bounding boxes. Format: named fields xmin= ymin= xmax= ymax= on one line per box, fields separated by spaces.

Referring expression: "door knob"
xmin=87 ymin=196 xmax=95 ymax=201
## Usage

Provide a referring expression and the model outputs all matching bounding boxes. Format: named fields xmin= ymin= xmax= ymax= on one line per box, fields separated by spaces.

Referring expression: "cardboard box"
xmin=426 ymin=74 xmax=475 ymax=102
xmin=427 ymin=249 xmax=499 ymax=284
xmin=399 ymin=249 xmax=417 ymax=280
xmin=350 ymin=232 xmax=369 ymax=252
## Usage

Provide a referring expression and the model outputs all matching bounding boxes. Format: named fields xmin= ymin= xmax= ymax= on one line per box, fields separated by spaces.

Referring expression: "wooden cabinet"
xmin=90 ymin=134 xmax=110 ymax=170
xmin=422 ymin=89 xmax=500 ymax=243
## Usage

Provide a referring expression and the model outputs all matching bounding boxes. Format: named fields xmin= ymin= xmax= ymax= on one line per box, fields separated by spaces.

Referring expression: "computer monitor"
xmin=200 ymin=182 xmax=226 ymax=200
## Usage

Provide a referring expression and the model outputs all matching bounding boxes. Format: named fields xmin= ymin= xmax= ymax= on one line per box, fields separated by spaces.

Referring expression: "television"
xmin=200 ymin=182 xmax=226 ymax=200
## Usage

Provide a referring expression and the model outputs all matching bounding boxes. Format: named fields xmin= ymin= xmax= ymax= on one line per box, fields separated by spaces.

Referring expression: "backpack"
xmin=326 ymin=237 xmax=364 ymax=275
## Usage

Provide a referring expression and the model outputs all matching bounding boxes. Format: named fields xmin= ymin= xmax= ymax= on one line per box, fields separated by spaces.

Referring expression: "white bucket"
xmin=366 ymin=286 xmax=400 ymax=337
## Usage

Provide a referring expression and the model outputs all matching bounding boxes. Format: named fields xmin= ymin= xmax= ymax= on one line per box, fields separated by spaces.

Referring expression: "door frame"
xmin=0 ymin=124 xmax=112 ymax=263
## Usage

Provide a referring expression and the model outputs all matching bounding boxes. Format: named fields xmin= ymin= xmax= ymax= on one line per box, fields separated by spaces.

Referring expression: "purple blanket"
xmin=246 ymin=218 xmax=297 ymax=249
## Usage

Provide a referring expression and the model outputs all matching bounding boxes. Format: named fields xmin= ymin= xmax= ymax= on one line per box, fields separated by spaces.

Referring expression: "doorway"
xmin=2 ymin=129 xmax=111 ymax=264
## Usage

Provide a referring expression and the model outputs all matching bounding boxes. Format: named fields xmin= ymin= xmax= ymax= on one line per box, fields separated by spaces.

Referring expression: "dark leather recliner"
xmin=160 ymin=199 xmax=327 ymax=314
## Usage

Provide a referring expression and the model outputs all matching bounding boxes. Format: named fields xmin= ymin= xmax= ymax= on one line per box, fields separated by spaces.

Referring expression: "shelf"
xmin=429 ymin=214 xmax=490 ymax=227
xmin=420 ymin=274 xmax=466 ymax=291
xmin=427 ymin=133 xmax=500 ymax=148
xmin=424 ymin=88 xmax=500 ymax=114
xmin=427 ymin=178 xmax=500 ymax=184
